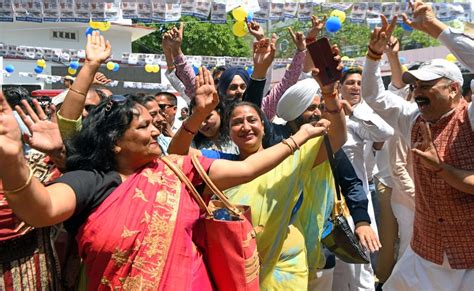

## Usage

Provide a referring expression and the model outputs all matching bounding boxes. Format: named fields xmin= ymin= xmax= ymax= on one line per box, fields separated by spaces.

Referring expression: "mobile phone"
xmin=306 ymin=37 xmax=341 ymax=86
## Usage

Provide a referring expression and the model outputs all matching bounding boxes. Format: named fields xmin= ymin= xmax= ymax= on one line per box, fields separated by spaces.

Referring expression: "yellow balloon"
xmin=98 ymin=22 xmax=111 ymax=32
xmin=106 ymin=62 xmax=115 ymax=70
xmin=445 ymin=53 xmax=457 ymax=63
xmin=68 ymin=67 xmax=77 ymax=75
xmin=341 ymin=56 xmax=350 ymax=61
xmin=330 ymin=10 xmax=346 ymax=23
xmin=152 ymin=65 xmax=160 ymax=73
xmin=36 ymin=59 xmax=46 ymax=68
xmin=89 ymin=21 xmax=101 ymax=29
xmin=145 ymin=64 xmax=154 ymax=73
xmin=232 ymin=7 xmax=248 ymax=22
xmin=232 ymin=21 xmax=248 ymax=37
xmin=401 ymin=65 xmax=408 ymax=72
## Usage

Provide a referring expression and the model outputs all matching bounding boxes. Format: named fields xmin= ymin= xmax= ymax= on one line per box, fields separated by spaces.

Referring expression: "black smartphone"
xmin=306 ymin=37 xmax=341 ymax=86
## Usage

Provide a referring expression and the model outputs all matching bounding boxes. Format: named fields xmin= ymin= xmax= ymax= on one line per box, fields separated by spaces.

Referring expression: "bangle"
xmin=182 ymin=123 xmax=197 ymax=135
xmin=366 ymin=52 xmax=382 ymax=62
xmin=282 ymin=139 xmax=295 ymax=154
xmin=322 ymin=90 xmax=338 ymax=99
xmin=4 ymin=167 xmax=34 ymax=194
xmin=368 ymin=46 xmax=383 ymax=56
xmin=325 ymin=102 xmax=343 ymax=114
xmin=288 ymin=136 xmax=300 ymax=151
xmin=69 ymin=87 xmax=87 ymax=97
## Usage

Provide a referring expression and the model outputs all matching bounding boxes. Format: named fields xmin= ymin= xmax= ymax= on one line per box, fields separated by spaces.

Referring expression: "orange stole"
xmin=77 ymin=156 xmax=202 ymax=290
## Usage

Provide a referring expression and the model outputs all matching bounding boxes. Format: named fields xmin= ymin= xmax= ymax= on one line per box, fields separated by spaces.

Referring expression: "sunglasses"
xmin=105 ymin=95 xmax=127 ymax=112
xmin=158 ymin=103 xmax=175 ymax=110
xmin=84 ymin=104 xmax=97 ymax=113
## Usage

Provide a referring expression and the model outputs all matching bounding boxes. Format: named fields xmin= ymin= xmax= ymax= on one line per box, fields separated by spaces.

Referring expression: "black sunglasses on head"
xmin=105 ymin=95 xmax=127 ymax=112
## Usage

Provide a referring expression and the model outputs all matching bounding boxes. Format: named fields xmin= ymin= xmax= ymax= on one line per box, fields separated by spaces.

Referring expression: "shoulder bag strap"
xmin=190 ymin=154 xmax=242 ymax=216
xmin=161 ymin=156 xmax=212 ymax=216
xmin=323 ymin=135 xmax=346 ymax=217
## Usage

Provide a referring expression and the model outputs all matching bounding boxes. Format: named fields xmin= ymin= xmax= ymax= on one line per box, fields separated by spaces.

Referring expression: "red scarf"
xmin=77 ymin=155 xmax=215 ymax=290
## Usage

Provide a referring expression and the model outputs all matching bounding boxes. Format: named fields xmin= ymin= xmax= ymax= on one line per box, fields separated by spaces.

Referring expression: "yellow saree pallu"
xmin=224 ymin=136 xmax=333 ymax=290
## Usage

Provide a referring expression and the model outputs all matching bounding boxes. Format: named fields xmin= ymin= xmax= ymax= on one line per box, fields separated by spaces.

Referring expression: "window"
xmin=51 ymin=30 xmax=78 ymax=42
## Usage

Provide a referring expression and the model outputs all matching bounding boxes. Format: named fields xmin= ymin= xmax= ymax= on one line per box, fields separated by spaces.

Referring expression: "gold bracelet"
xmin=69 ymin=87 xmax=87 ymax=97
xmin=288 ymin=136 xmax=300 ymax=151
xmin=281 ymin=139 xmax=295 ymax=154
xmin=366 ymin=52 xmax=382 ymax=62
xmin=4 ymin=167 xmax=34 ymax=194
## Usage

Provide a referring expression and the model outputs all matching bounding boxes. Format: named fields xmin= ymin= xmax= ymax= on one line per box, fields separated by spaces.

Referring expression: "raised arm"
xmin=165 ymin=23 xmax=197 ymax=99
xmin=0 ymin=92 xmax=76 ymax=227
xmin=384 ymin=36 xmax=405 ymax=89
xmin=402 ymin=1 xmax=474 ymax=71
xmin=303 ymin=15 xmax=326 ymax=74
xmin=262 ymin=27 xmax=306 ymax=120
xmin=59 ymin=31 xmax=111 ymax=120
xmin=168 ymin=67 xmax=218 ymax=155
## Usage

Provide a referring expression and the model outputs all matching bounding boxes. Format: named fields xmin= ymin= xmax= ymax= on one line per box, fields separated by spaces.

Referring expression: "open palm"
xmin=16 ymin=100 xmax=63 ymax=156
xmin=194 ymin=67 xmax=219 ymax=115
xmin=86 ymin=31 xmax=112 ymax=64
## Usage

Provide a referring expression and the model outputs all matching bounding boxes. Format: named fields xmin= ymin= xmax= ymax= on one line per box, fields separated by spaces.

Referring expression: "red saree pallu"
xmin=76 ymin=155 xmax=215 ymax=290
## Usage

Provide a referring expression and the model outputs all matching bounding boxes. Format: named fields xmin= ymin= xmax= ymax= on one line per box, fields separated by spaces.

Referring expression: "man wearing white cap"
xmin=364 ymin=18 xmax=474 ymax=289
xmin=276 ymin=78 xmax=381 ymax=290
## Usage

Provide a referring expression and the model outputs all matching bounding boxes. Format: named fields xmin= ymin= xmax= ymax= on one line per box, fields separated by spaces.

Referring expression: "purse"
xmin=320 ymin=136 xmax=370 ymax=264
xmin=161 ymin=156 xmax=260 ymax=291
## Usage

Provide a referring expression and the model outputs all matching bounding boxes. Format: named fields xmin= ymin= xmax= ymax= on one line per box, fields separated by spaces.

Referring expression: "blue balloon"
xmin=326 ymin=16 xmax=342 ymax=33
xmin=69 ymin=61 xmax=79 ymax=70
xmin=401 ymin=23 xmax=413 ymax=32
xmin=192 ymin=65 xmax=199 ymax=75
xmin=399 ymin=56 xmax=407 ymax=64
xmin=247 ymin=11 xmax=254 ymax=22
xmin=85 ymin=27 xmax=99 ymax=36
xmin=34 ymin=66 xmax=43 ymax=74
xmin=5 ymin=65 xmax=15 ymax=73
xmin=113 ymin=63 xmax=120 ymax=72
xmin=246 ymin=66 xmax=254 ymax=76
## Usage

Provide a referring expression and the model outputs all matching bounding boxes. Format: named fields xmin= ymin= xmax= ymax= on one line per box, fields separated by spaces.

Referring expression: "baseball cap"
xmin=402 ymin=58 xmax=463 ymax=87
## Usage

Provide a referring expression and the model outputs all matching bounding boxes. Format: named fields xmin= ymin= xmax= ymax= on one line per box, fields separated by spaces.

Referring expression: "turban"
xmin=218 ymin=67 xmax=250 ymax=98
xmin=276 ymin=78 xmax=320 ymax=121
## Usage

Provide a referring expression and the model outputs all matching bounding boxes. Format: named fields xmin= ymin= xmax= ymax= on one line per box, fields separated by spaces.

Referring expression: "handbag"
xmin=320 ymin=136 xmax=370 ymax=264
xmin=161 ymin=156 xmax=260 ymax=291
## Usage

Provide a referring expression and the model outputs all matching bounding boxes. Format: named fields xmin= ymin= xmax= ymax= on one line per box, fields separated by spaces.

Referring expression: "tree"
xmin=132 ymin=16 xmax=252 ymax=57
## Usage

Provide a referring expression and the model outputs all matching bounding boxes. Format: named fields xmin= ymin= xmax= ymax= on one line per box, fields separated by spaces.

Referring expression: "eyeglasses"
xmin=105 ymin=95 xmax=127 ymax=112
xmin=158 ymin=103 xmax=175 ymax=110
xmin=307 ymin=104 xmax=325 ymax=111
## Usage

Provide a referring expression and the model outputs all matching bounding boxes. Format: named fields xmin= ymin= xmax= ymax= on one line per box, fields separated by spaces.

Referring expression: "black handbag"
xmin=320 ymin=135 xmax=370 ymax=264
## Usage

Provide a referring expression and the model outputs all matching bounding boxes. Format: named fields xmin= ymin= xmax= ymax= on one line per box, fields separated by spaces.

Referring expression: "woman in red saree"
xmin=0 ymin=74 xmax=329 ymax=289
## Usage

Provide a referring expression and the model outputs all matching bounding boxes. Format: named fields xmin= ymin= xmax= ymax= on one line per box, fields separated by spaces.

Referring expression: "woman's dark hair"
xmin=65 ymin=95 xmax=140 ymax=172
xmin=189 ymin=98 xmax=230 ymax=149
xmin=3 ymin=86 xmax=32 ymax=108
xmin=223 ymin=101 xmax=265 ymax=134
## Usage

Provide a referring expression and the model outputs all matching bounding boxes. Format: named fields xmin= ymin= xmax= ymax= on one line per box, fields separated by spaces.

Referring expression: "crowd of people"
xmin=0 ymin=1 xmax=473 ymax=290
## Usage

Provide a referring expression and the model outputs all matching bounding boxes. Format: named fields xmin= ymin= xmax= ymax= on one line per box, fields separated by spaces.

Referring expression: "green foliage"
xmin=132 ymin=16 xmax=252 ymax=57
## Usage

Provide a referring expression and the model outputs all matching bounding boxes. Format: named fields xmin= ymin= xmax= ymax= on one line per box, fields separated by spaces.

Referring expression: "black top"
xmin=52 ymin=170 xmax=122 ymax=234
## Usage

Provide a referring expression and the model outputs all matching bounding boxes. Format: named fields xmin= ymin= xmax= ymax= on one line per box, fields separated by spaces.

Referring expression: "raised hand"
xmin=369 ymin=15 xmax=398 ymax=55
xmin=412 ymin=122 xmax=443 ymax=171
xmin=307 ymin=15 xmax=327 ymax=39
xmin=402 ymin=1 xmax=445 ymax=38
xmin=194 ymin=67 xmax=219 ymax=116
xmin=247 ymin=20 xmax=265 ymax=41
xmin=288 ymin=27 xmax=306 ymax=52
xmin=167 ymin=22 xmax=184 ymax=53
xmin=0 ymin=92 xmax=22 ymax=162
xmin=310 ymin=44 xmax=343 ymax=92
xmin=300 ymin=118 xmax=330 ymax=139
xmin=384 ymin=35 xmax=400 ymax=55
xmin=86 ymin=30 xmax=112 ymax=65
xmin=92 ymin=72 xmax=111 ymax=86
xmin=252 ymin=36 xmax=277 ymax=78
xmin=15 ymin=99 xmax=63 ymax=156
